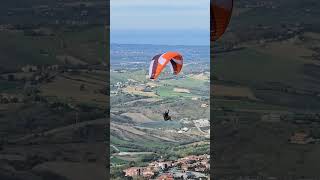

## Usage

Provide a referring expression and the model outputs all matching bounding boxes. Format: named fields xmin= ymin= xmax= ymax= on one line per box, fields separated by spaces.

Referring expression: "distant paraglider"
xmin=148 ymin=52 xmax=183 ymax=80
xmin=211 ymin=0 xmax=233 ymax=41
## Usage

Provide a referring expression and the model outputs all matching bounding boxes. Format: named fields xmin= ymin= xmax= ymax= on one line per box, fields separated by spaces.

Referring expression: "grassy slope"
xmin=214 ymin=48 xmax=304 ymax=85
xmin=0 ymin=26 xmax=106 ymax=71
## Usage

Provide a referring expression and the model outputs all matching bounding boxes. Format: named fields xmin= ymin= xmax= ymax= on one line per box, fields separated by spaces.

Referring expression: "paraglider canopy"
xmin=211 ymin=0 xmax=233 ymax=41
xmin=148 ymin=52 xmax=183 ymax=80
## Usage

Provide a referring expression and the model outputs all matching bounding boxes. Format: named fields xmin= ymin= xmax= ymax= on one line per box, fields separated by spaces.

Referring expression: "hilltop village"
xmin=124 ymin=154 xmax=210 ymax=180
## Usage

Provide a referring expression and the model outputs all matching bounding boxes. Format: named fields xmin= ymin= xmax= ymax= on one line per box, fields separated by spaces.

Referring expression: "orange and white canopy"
xmin=211 ymin=0 xmax=233 ymax=41
xmin=148 ymin=52 xmax=183 ymax=80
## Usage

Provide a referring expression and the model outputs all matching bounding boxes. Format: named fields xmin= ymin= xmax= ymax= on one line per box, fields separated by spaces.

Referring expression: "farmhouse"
xmin=290 ymin=131 xmax=314 ymax=144
xmin=21 ymin=65 xmax=38 ymax=72
xmin=158 ymin=161 xmax=174 ymax=170
xmin=123 ymin=167 xmax=156 ymax=178
xmin=124 ymin=167 xmax=144 ymax=177
xmin=201 ymin=103 xmax=209 ymax=108
xmin=157 ymin=173 xmax=174 ymax=180
xmin=261 ymin=113 xmax=281 ymax=122
xmin=193 ymin=119 xmax=210 ymax=128
xmin=173 ymin=88 xmax=190 ymax=93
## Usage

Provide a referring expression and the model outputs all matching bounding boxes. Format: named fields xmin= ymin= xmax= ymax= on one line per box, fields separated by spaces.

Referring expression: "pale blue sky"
xmin=110 ymin=0 xmax=210 ymax=45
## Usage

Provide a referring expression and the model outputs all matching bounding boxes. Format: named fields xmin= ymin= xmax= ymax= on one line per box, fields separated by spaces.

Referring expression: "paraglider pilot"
xmin=163 ymin=110 xmax=171 ymax=121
